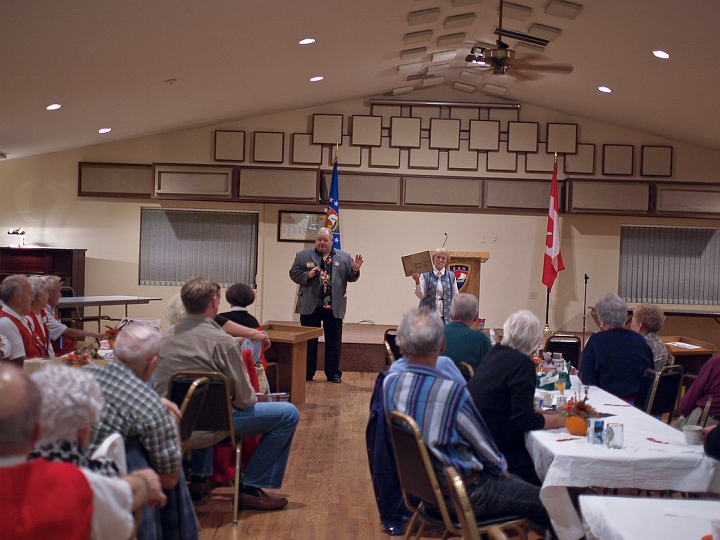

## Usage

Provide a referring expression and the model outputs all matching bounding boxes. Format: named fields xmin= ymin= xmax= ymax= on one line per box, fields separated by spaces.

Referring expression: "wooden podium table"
xmin=661 ymin=336 xmax=717 ymax=374
xmin=261 ymin=324 xmax=323 ymax=405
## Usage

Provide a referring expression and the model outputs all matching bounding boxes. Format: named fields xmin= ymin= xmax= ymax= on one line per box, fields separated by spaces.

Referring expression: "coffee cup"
xmin=683 ymin=425 xmax=703 ymax=445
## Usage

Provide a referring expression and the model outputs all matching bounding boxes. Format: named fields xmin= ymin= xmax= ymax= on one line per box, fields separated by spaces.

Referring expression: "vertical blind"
xmin=619 ymin=225 xmax=720 ymax=304
xmin=139 ymin=208 xmax=258 ymax=287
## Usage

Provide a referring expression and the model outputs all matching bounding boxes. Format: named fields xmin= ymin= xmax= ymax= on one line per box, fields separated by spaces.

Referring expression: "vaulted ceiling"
xmin=2 ymin=0 xmax=719 ymax=159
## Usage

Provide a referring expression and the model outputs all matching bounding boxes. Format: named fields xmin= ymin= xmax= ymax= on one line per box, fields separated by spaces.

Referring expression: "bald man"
xmin=0 ymin=363 xmax=166 ymax=539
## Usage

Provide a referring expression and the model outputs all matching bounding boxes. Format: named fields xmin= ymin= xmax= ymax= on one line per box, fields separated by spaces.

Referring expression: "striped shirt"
xmin=383 ymin=363 xmax=507 ymax=483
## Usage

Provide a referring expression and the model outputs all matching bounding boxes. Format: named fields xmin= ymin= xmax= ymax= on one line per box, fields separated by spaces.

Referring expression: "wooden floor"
xmin=195 ymin=372 xmax=384 ymax=539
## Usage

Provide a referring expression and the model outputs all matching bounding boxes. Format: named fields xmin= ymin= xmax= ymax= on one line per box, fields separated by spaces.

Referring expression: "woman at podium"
xmin=412 ymin=248 xmax=458 ymax=324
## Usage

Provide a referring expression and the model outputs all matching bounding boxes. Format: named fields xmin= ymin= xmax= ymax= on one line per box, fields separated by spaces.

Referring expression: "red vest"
xmin=51 ymin=311 xmax=75 ymax=356
xmin=0 ymin=310 xmax=45 ymax=359
xmin=26 ymin=311 xmax=51 ymax=357
xmin=0 ymin=458 xmax=94 ymax=540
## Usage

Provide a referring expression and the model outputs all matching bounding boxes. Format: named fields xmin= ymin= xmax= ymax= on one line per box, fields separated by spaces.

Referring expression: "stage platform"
xmin=265 ymin=321 xmax=394 ymax=373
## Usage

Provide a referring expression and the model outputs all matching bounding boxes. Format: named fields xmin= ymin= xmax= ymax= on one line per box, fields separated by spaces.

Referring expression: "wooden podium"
xmin=261 ymin=324 xmax=323 ymax=405
xmin=448 ymin=251 xmax=489 ymax=328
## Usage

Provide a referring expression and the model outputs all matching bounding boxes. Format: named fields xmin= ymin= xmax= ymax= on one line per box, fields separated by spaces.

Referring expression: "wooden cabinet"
xmin=0 ymin=247 xmax=86 ymax=295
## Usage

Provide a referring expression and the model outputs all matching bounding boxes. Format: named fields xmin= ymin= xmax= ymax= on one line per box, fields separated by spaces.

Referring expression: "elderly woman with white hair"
xmin=25 ymin=275 xmax=54 ymax=358
xmin=412 ymin=247 xmax=458 ymax=324
xmin=29 ymin=364 xmax=119 ymax=476
xmin=578 ymin=293 xmax=653 ymax=402
xmin=467 ymin=310 xmax=565 ymax=486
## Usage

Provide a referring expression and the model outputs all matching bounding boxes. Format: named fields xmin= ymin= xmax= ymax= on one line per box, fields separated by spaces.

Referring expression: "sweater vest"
xmin=0 ymin=310 xmax=45 ymax=359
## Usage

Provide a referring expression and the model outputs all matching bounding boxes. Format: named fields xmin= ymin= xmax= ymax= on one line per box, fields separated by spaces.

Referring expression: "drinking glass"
xmin=604 ymin=423 xmax=624 ymax=449
xmin=555 ymin=381 xmax=566 ymax=395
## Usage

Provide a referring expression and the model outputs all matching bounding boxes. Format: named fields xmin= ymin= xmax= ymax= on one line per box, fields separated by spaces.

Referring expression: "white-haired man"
xmin=383 ymin=308 xmax=555 ymax=537
xmin=0 ymin=274 xmax=39 ymax=363
xmin=443 ymin=293 xmax=492 ymax=376
xmin=467 ymin=310 xmax=565 ymax=486
xmin=289 ymin=227 xmax=363 ymax=383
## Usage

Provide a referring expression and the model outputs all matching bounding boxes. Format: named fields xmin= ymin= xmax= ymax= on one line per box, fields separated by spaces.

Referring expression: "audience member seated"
xmin=29 ymin=364 xmax=121 ymax=476
xmin=25 ymin=276 xmax=54 ymax=358
xmin=166 ymin=291 xmax=270 ymax=350
xmin=443 ymin=293 xmax=491 ymax=377
xmin=0 ymin=363 xmax=166 ymax=540
xmin=85 ymin=323 xmax=198 ymax=540
xmin=44 ymin=275 xmax=105 ymax=356
xmin=467 ymin=310 xmax=565 ymax=486
xmin=703 ymin=425 xmax=720 ymax=460
xmin=383 ymin=308 xmax=555 ymax=537
xmin=218 ymin=283 xmax=261 ymax=328
xmin=675 ymin=355 xmax=720 ymax=429
xmin=579 ymin=293 xmax=653 ymax=402
xmin=631 ymin=303 xmax=668 ymax=371
xmin=0 ymin=275 xmax=42 ymax=364
xmin=153 ymin=277 xmax=299 ymax=510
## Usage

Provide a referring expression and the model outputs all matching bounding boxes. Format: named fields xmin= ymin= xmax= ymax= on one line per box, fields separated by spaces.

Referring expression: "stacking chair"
xmin=459 ymin=362 xmax=475 ymax=382
xmin=167 ymin=371 xmax=243 ymax=526
xmin=699 ymin=398 xmax=713 ymax=428
xmin=167 ymin=376 xmax=211 ymax=453
xmin=388 ymin=410 xmax=527 ymax=540
xmin=634 ymin=365 xmax=683 ymax=423
xmin=384 ymin=328 xmax=401 ymax=364
xmin=544 ymin=334 xmax=582 ymax=368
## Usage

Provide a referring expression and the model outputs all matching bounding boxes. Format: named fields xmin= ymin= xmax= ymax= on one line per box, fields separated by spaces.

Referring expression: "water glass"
xmin=604 ymin=423 xmax=624 ymax=449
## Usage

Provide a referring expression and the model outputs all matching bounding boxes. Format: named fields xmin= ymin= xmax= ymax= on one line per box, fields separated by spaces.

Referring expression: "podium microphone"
xmin=442 ymin=233 xmax=448 ymax=248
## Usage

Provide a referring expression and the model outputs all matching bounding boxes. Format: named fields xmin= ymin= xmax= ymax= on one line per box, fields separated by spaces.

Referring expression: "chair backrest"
xmin=544 ymin=334 xmax=582 ymax=367
xmin=387 ymin=410 xmax=458 ymax=535
xmin=459 ymin=362 xmax=475 ymax=381
xmin=91 ymin=432 xmax=127 ymax=476
xmin=700 ymin=397 xmax=713 ymax=428
xmin=635 ymin=365 xmax=683 ymax=418
xmin=169 ymin=377 xmax=211 ymax=450
xmin=384 ymin=329 xmax=402 ymax=362
xmin=444 ymin=466 xmax=480 ymax=540
xmin=167 ymin=371 xmax=236 ymax=447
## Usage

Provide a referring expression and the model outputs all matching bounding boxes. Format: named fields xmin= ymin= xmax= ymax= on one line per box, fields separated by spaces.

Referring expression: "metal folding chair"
xmin=634 ymin=365 xmax=683 ymax=423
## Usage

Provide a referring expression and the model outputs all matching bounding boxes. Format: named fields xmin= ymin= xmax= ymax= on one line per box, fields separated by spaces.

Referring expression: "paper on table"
xmin=663 ymin=506 xmax=719 ymax=520
xmin=647 ymin=446 xmax=695 ymax=453
xmin=666 ymin=341 xmax=702 ymax=349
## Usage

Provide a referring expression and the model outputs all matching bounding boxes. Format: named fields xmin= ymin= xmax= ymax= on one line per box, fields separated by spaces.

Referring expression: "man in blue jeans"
xmin=153 ymin=277 xmax=299 ymax=510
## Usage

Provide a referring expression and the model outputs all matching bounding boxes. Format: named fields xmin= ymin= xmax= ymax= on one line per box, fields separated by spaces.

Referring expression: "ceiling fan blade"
xmin=506 ymin=68 xmax=541 ymax=81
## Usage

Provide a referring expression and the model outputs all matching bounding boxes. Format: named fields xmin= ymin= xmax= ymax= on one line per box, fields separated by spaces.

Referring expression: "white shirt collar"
xmin=230 ymin=306 xmax=248 ymax=312
xmin=434 ymin=268 xmax=445 ymax=277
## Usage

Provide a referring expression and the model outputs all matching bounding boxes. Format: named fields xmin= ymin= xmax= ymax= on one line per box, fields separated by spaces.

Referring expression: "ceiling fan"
xmin=465 ymin=0 xmax=574 ymax=79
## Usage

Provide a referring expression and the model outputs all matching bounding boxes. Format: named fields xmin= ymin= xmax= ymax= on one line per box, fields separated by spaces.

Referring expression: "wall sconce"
xmin=7 ymin=227 xmax=26 ymax=247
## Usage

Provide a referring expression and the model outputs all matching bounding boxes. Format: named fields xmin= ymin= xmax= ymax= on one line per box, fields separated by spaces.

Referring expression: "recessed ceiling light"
xmin=653 ymin=50 xmax=669 ymax=59
xmin=98 ymin=128 xmax=112 ymax=134
xmin=299 ymin=38 xmax=315 ymax=45
xmin=46 ymin=103 xmax=61 ymax=110
xmin=309 ymin=76 xmax=324 ymax=82
xmin=598 ymin=86 xmax=611 ymax=93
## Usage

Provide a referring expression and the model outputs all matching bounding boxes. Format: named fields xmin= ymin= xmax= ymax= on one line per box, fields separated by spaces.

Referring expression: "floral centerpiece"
xmin=558 ymin=397 xmax=598 ymax=436
xmin=106 ymin=326 xmax=120 ymax=348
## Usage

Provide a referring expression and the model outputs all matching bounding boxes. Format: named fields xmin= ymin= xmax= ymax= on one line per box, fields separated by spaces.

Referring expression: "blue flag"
xmin=326 ymin=161 xmax=341 ymax=249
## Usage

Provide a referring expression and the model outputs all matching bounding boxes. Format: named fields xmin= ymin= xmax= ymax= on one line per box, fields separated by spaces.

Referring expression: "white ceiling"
xmin=2 ymin=0 xmax=720 ymax=159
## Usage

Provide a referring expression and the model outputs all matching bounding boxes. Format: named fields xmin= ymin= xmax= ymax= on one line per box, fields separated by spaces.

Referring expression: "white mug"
xmin=683 ymin=425 xmax=703 ymax=445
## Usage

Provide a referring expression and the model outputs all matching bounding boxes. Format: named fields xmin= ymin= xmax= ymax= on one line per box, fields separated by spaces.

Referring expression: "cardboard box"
xmin=401 ymin=251 xmax=434 ymax=277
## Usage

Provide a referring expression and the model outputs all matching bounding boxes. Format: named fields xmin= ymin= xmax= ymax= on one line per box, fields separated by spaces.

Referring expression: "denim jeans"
xmin=191 ymin=401 xmax=299 ymax=489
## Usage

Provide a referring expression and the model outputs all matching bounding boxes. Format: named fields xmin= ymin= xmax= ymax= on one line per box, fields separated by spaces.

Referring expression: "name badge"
xmin=306 ymin=262 xmax=314 ymax=268
xmin=334 ymin=261 xmax=339 ymax=267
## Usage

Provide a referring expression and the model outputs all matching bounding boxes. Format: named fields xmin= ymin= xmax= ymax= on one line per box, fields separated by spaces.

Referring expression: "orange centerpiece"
xmin=559 ymin=397 xmax=597 ymax=436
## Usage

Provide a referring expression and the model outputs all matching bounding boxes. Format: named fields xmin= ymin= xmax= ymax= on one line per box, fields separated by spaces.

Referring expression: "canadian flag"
xmin=542 ymin=162 xmax=565 ymax=290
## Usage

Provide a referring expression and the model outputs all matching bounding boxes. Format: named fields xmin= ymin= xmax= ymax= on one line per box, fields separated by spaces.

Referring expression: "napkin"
xmin=663 ymin=507 xmax=719 ymax=520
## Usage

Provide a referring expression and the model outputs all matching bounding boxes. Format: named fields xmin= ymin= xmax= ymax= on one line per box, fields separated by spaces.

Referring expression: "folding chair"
xmin=388 ymin=410 xmax=527 ymax=540
xmin=167 ymin=376 xmax=211 ymax=454
xmin=384 ymin=329 xmax=401 ymax=364
xmin=699 ymin=398 xmax=713 ymax=428
xmin=544 ymin=334 xmax=582 ymax=368
xmin=459 ymin=362 xmax=475 ymax=382
xmin=634 ymin=365 xmax=683 ymax=423
xmin=167 ymin=371 xmax=243 ymax=526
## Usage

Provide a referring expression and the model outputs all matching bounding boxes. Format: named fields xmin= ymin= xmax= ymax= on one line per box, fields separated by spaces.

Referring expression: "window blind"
xmin=619 ymin=225 xmax=720 ymax=304
xmin=139 ymin=208 xmax=258 ymax=287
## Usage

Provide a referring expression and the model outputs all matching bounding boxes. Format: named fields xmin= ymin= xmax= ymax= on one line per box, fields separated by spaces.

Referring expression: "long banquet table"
xmin=526 ymin=377 xmax=720 ymax=540
xmin=579 ymin=495 xmax=720 ymax=540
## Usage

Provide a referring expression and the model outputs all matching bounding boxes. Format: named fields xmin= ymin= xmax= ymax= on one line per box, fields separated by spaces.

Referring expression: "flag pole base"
xmin=543 ymin=324 xmax=553 ymax=334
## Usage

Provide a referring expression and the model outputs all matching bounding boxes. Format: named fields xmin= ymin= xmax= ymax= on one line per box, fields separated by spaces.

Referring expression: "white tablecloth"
xmin=527 ymin=377 xmax=720 ymax=540
xmin=579 ymin=495 xmax=720 ymax=540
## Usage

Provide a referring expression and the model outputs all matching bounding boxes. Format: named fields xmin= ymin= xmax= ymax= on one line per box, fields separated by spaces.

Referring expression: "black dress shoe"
xmin=328 ymin=374 xmax=342 ymax=383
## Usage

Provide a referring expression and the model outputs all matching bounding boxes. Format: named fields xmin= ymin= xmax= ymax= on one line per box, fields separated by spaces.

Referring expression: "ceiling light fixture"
xmin=310 ymin=76 xmax=324 ymax=82
xmin=392 ymin=86 xmax=414 ymax=96
xmin=299 ymin=38 xmax=315 ymax=45
xmin=453 ymin=81 xmax=476 ymax=93
xmin=598 ymin=86 xmax=611 ymax=93
xmin=653 ymin=50 xmax=669 ymax=59
xmin=46 ymin=103 xmax=61 ymax=110
xmin=98 ymin=128 xmax=112 ymax=134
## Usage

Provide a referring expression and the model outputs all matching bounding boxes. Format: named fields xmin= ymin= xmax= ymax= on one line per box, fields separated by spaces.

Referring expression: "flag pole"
xmin=543 ymin=151 xmax=559 ymax=335
xmin=334 ymin=142 xmax=339 ymax=164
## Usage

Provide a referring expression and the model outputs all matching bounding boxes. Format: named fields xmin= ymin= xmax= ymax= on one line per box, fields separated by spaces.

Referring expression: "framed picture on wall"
xmin=278 ymin=210 xmax=327 ymax=242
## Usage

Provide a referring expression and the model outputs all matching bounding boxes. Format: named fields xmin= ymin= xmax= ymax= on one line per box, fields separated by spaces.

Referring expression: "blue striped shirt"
xmin=383 ymin=364 xmax=507 ymax=482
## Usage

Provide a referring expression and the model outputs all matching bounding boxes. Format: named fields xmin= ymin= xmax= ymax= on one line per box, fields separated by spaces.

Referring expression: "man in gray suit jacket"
xmin=289 ymin=228 xmax=363 ymax=383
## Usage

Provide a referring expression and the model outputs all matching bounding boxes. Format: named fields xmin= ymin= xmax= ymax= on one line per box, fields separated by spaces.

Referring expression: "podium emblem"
xmin=449 ymin=264 xmax=469 ymax=292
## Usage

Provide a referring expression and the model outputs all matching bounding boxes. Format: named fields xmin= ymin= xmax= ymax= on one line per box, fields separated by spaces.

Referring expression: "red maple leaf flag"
xmin=542 ymin=162 xmax=565 ymax=290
